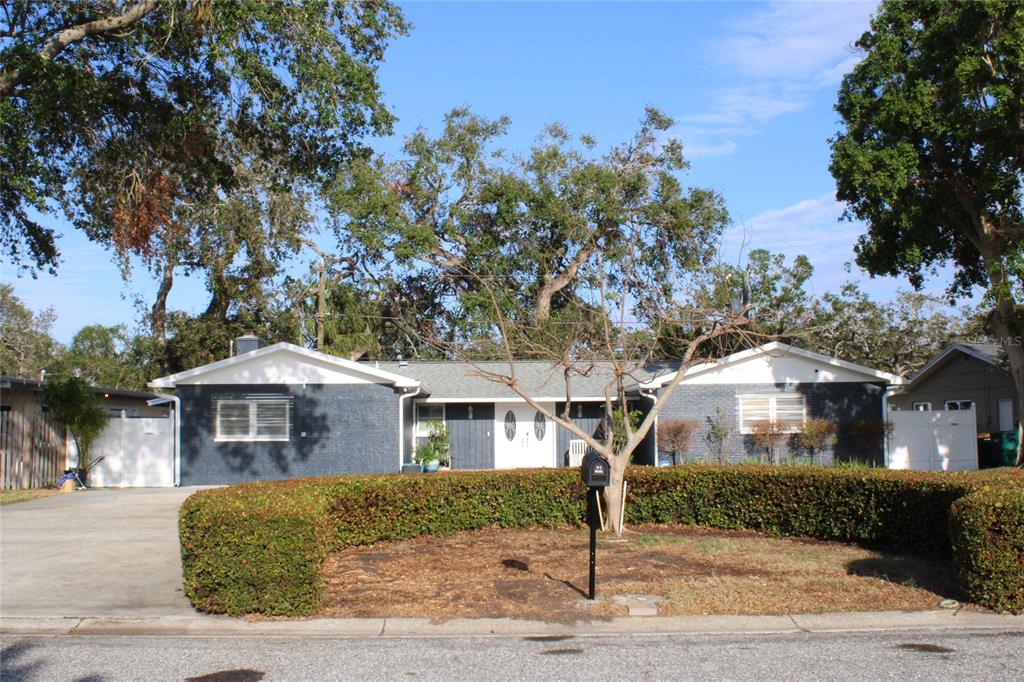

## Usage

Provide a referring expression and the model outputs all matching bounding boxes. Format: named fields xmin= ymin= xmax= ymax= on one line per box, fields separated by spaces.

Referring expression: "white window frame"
xmin=912 ymin=402 xmax=932 ymax=411
xmin=414 ymin=403 xmax=445 ymax=440
xmin=737 ymin=394 xmax=807 ymax=434
xmin=943 ymin=399 xmax=974 ymax=411
xmin=998 ymin=398 xmax=1014 ymax=432
xmin=215 ymin=398 xmax=290 ymax=442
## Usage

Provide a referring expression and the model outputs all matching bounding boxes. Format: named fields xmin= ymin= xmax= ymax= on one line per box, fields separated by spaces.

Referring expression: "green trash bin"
xmin=994 ymin=431 xmax=1019 ymax=467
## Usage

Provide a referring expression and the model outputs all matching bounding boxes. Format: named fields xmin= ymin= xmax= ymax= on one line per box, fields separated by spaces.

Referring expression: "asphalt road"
xmin=3 ymin=630 xmax=1022 ymax=681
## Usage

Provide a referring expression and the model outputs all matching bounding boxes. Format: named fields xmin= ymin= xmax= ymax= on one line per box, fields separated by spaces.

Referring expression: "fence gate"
xmin=0 ymin=410 xmax=66 ymax=490
xmin=86 ymin=414 xmax=174 ymax=487
xmin=888 ymin=409 xmax=978 ymax=471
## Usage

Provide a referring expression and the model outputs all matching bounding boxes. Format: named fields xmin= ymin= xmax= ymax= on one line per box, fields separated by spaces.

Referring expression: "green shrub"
xmin=950 ymin=485 xmax=1024 ymax=614
xmin=178 ymin=465 xmax=1020 ymax=616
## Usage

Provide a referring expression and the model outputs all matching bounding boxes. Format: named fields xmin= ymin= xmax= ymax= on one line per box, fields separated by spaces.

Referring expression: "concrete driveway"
xmin=1 ymin=488 xmax=201 ymax=617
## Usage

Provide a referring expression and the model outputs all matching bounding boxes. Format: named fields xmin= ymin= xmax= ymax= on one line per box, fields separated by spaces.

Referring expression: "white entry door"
xmin=494 ymin=402 xmax=555 ymax=469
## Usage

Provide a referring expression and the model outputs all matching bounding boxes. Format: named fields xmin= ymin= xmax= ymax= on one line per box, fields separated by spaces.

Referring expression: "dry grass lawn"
xmin=320 ymin=525 xmax=965 ymax=622
xmin=0 ymin=488 xmax=59 ymax=506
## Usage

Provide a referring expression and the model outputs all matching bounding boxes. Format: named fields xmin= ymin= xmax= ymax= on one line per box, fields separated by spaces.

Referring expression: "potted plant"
xmin=414 ymin=421 xmax=450 ymax=473
xmin=41 ymin=377 xmax=108 ymax=486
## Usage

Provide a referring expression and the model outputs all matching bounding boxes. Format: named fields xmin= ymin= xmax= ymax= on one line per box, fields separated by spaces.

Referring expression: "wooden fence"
xmin=0 ymin=410 xmax=67 ymax=490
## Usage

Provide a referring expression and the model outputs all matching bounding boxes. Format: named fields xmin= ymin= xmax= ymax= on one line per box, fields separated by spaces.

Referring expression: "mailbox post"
xmin=581 ymin=451 xmax=611 ymax=600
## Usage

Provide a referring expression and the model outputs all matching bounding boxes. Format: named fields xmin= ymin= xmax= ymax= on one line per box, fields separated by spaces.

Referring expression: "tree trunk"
xmin=150 ymin=255 xmax=176 ymax=342
xmin=989 ymin=299 xmax=1024 ymax=466
xmin=602 ymin=453 xmax=629 ymax=534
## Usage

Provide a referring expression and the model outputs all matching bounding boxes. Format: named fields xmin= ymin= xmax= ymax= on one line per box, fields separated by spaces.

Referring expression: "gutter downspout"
xmin=882 ymin=386 xmax=898 ymax=469
xmin=399 ymin=386 xmax=422 ymax=469
xmin=147 ymin=393 xmax=181 ymax=486
xmin=640 ymin=389 xmax=659 ymax=466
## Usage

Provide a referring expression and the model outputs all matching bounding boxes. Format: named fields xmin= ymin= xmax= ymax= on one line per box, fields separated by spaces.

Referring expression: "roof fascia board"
xmin=640 ymin=341 xmax=902 ymax=389
xmin=416 ymin=396 xmax=614 ymax=404
xmin=904 ymin=344 xmax=999 ymax=388
xmin=148 ymin=342 xmax=420 ymax=389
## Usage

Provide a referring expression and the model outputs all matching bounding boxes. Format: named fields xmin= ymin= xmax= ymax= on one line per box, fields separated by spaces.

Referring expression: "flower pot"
xmin=424 ymin=461 xmax=440 ymax=473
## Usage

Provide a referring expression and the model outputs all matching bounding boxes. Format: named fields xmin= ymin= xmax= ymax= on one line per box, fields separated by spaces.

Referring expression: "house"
xmin=147 ymin=338 xmax=902 ymax=485
xmin=888 ymin=343 xmax=1018 ymax=436
xmin=640 ymin=342 xmax=903 ymax=466
xmin=0 ymin=375 xmax=167 ymax=489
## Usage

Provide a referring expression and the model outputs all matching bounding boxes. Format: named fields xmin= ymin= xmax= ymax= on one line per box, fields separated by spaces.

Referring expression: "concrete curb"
xmin=2 ymin=610 xmax=1021 ymax=638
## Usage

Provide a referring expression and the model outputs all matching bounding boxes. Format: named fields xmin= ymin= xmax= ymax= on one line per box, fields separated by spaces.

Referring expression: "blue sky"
xmin=4 ymin=1 xmax=954 ymax=343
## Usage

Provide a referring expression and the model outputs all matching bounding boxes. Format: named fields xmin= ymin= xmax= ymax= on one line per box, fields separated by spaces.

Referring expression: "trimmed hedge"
xmin=950 ymin=485 xmax=1024 ymax=614
xmin=178 ymin=465 xmax=1022 ymax=616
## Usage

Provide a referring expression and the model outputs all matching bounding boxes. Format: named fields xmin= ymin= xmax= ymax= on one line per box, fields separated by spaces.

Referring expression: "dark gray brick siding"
xmin=553 ymin=401 xmax=657 ymax=467
xmin=178 ymin=383 xmax=400 ymax=485
xmin=657 ymin=382 xmax=886 ymax=465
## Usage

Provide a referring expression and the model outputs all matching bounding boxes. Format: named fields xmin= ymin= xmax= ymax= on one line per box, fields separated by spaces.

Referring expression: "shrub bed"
xmin=950 ymin=485 xmax=1024 ymax=614
xmin=178 ymin=465 xmax=1021 ymax=616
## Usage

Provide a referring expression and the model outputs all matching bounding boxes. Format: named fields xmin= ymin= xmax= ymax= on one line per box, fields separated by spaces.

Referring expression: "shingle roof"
xmin=958 ymin=342 xmax=1005 ymax=363
xmin=374 ymin=360 xmax=680 ymax=401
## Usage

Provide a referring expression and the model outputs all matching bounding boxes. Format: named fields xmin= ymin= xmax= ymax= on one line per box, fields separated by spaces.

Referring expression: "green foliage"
xmin=414 ymin=422 xmax=451 ymax=467
xmin=809 ymin=284 xmax=962 ymax=377
xmin=609 ymin=407 xmax=643 ymax=455
xmin=1 ymin=1 xmax=408 ymax=274
xmin=40 ymin=377 xmax=108 ymax=470
xmin=703 ymin=407 xmax=732 ymax=464
xmin=794 ymin=419 xmax=838 ymax=465
xmin=178 ymin=466 xmax=1022 ymax=616
xmin=63 ymin=325 xmax=148 ymax=390
xmin=831 ymin=0 xmax=1023 ymax=298
xmin=329 ymin=107 xmax=730 ymax=346
xmin=950 ymin=484 xmax=1024 ymax=613
xmin=156 ymin=310 xmax=299 ymax=376
xmin=830 ymin=0 xmax=1024 ymax=453
xmin=0 ymin=284 xmax=62 ymax=377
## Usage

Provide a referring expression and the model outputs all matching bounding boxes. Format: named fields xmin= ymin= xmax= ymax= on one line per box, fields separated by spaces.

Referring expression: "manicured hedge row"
xmin=178 ymin=465 xmax=1022 ymax=616
xmin=950 ymin=485 xmax=1024 ymax=614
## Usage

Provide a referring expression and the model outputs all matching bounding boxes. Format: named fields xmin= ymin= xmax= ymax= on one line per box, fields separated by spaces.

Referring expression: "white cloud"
xmin=720 ymin=191 xmax=958 ymax=302
xmin=719 ymin=192 xmax=860 ymax=291
xmin=678 ymin=1 xmax=876 ymax=157
xmin=718 ymin=2 xmax=872 ymax=81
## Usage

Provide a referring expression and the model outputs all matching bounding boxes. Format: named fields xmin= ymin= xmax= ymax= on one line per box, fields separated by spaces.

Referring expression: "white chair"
xmin=568 ymin=439 xmax=588 ymax=467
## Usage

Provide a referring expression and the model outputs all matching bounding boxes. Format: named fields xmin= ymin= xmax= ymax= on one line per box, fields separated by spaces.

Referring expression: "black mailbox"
xmin=581 ymin=451 xmax=611 ymax=488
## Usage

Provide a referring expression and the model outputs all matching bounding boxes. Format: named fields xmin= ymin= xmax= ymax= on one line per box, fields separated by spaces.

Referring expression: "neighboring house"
xmin=641 ymin=342 xmax=902 ymax=466
xmin=0 ymin=375 xmax=166 ymax=489
xmin=148 ymin=339 xmax=901 ymax=485
xmin=889 ymin=343 xmax=1019 ymax=436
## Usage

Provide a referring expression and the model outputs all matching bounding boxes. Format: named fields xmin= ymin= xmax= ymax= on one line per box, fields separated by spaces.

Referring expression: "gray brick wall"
xmin=657 ymin=382 xmax=887 ymax=465
xmin=178 ymin=383 xmax=401 ymax=485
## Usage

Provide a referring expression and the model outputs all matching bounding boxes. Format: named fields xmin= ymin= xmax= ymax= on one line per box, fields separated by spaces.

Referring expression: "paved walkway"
xmin=0 ymin=488 xmax=200 ymax=618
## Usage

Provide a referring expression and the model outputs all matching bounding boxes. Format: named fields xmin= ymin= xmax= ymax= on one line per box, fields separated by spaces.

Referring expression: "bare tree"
xmin=657 ymin=419 xmax=698 ymax=464
xmin=428 ymin=252 xmax=754 ymax=534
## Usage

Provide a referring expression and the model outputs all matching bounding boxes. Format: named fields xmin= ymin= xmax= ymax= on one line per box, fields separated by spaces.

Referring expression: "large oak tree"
xmin=1 ymin=0 xmax=406 ymax=339
xmin=830 ymin=0 xmax=1024 ymax=463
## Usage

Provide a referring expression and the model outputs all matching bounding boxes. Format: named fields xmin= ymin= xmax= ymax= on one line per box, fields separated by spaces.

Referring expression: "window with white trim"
xmin=943 ymin=399 xmax=974 ymax=411
xmin=737 ymin=394 xmax=806 ymax=433
xmin=414 ymin=403 xmax=445 ymax=455
xmin=215 ymin=398 xmax=290 ymax=441
xmin=912 ymin=402 xmax=932 ymax=411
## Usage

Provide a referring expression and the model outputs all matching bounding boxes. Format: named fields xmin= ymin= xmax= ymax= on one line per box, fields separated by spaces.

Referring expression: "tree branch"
xmin=0 ymin=0 xmax=161 ymax=98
